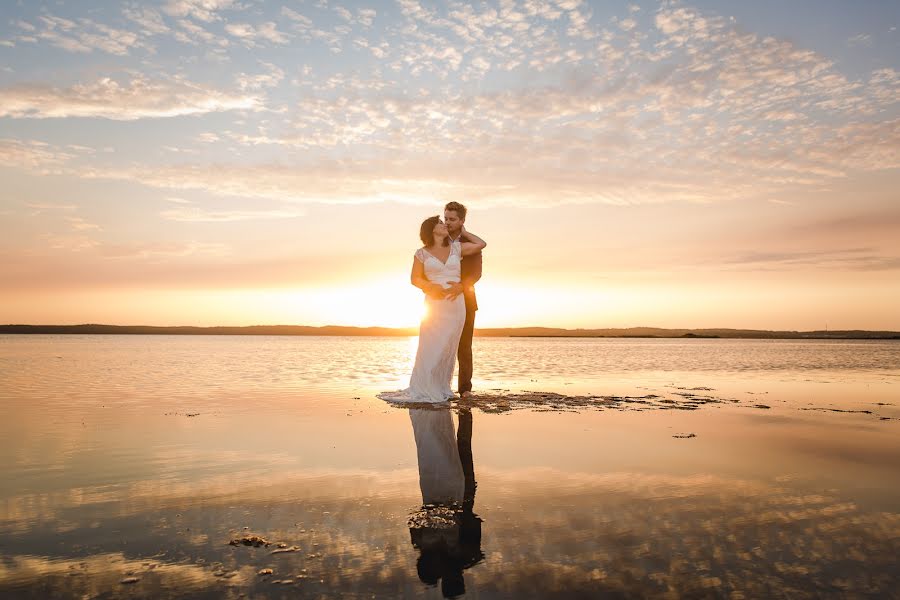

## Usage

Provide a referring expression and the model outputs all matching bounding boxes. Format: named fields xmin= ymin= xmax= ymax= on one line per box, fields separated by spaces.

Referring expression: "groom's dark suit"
xmin=455 ymin=233 xmax=482 ymax=394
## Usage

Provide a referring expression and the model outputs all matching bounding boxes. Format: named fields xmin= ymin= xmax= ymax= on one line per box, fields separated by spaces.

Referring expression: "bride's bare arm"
xmin=410 ymin=256 xmax=446 ymax=299
xmin=459 ymin=228 xmax=486 ymax=256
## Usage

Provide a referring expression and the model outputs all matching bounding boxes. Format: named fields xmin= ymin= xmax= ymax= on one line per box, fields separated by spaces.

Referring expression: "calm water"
xmin=1 ymin=335 xmax=898 ymax=599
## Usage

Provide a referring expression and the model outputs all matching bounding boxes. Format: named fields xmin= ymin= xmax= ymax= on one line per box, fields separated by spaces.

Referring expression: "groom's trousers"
xmin=457 ymin=305 xmax=476 ymax=394
xmin=458 ymin=246 xmax=481 ymax=394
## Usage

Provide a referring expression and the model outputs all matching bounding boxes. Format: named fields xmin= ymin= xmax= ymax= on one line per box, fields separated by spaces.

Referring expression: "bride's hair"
xmin=419 ymin=215 xmax=445 ymax=246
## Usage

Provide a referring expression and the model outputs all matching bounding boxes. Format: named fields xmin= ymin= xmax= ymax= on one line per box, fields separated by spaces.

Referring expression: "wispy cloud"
xmin=722 ymin=248 xmax=900 ymax=272
xmin=23 ymin=201 xmax=78 ymax=215
xmin=224 ymin=22 xmax=290 ymax=46
xmin=122 ymin=6 xmax=171 ymax=36
xmin=4 ymin=2 xmax=897 ymax=207
xmin=847 ymin=33 xmax=873 ymax=48
xmin=0 ymin=76 xmax=261 ymax=120
xmin=17 ymin=15 xmax=149 ymax=56
xmin=65 ymin=216 xmax=103 ymax=231
xmin=160 ymin=202 xmax=306 ymax=222
xmin=162 ymin=0 xmax=239 ymax=22
xmin=97 ymin=240 xmax=230 ymax=259
xmin=0 ymin=139 xmax=74 ymax=170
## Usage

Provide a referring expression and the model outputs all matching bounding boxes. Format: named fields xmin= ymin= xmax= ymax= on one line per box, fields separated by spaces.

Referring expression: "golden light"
xmin=299 ymin=276 xmax=426 ymax=327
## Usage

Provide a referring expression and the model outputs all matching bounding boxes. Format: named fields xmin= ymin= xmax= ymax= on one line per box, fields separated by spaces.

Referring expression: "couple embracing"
xmin=381 ymin=202 xmax=486 ymax=404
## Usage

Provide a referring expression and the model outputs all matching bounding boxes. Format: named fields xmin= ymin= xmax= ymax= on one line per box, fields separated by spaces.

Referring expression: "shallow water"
xmin=1 ymin=335 xmax=898 ymax=598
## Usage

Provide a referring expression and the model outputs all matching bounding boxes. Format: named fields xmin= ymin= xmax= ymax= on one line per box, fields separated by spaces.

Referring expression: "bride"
xmin=381 ymin=216 xmax=486 ymax=403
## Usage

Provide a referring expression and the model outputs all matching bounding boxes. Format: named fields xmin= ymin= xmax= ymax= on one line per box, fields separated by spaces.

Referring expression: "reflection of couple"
xmin=408 ymin=407 xmax=482 ymax=598
xmin=381 ymin=202 xmax=485 ymax=404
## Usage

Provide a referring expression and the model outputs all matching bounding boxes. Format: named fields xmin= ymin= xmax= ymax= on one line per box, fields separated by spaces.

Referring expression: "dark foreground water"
xmin=1 ymin=335 xmax=898 ymax=598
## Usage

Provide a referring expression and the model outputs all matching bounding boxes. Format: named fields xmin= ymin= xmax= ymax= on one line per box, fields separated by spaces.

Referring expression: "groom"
xmin=443 ymin=201 xmax=482 ymax=397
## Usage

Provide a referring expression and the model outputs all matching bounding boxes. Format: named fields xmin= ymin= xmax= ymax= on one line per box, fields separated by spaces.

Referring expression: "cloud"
xmin=0 ymin=139 xmax=74 ymax=170
xmin=225 ymin=22 xmax=290 ymax=46
xmin=79 ymin=152 xmax=755 ymax=208
xmin=162 ymin=0 xmax=237 ymax=22
xmin=160 ymin=204 xmax=306 ymax=222
xmin=334 ymin=6 xmax=353 ymax=22
xmin=122 ymin=6 xmax=171 ymax=35
xmin=35 ymin=231 xmax=101 ymax=253
xmin=235 ymin=62 xmax=285 ymax=91
xmin=281 ymin=7 xmax=313 ymax=29
xmin=66 ymin=84 xmax=899 ymax=208
xmin=24 ymin=15 xmax=148 ymax=56
xmin=3 ymin=1 xmax=898 ymax=210
xmin=618 ymin=18 xmax=637 ymax=32
xmin=172 ymin=18 xmax=229 ymax=46
xmin=358 ymin=8 xmax=377 ymax=27
xmin=721 ymin=248 xmax=900 ymax=272
xmin=23 ymin=201 xmax=77 ymax=215
xmin=0 ymin=75 xmax=261 ymax=120
xmin=195 ymin=133 xmax=220 ymax=143
xmin=96 ymin=240 xmax=230 ymax=259
xmin=0 ymin=138 xmax=95 ymax=171
xmin=65 ymin=216 xmax=103 ymax=231
xmin=846 ymin=33 xmax=873 ymax=48
xmin=799 ymin=212 xmax=900 ymax=235
xmin=82 ymin=162 xmax=405 ymax=204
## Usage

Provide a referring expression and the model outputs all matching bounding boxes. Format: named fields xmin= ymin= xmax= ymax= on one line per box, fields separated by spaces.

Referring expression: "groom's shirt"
xmin=450 ymin=233 xmax=482 ymax=312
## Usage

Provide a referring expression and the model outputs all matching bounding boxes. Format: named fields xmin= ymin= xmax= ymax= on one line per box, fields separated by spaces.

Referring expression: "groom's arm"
xmin=458 ymin=232 xmax=483 ymax=287
xmin=462 ymin=252 xmax=482 ymax=287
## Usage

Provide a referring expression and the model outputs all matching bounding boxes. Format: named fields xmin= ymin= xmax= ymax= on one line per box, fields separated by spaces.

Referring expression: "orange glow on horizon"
xmin=2 ymin=273 xmax=899 ymax=331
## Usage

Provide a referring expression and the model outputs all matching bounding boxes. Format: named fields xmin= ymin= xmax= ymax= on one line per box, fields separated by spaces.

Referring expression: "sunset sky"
xmin=1 ymin=0 xmax=898 ymax=330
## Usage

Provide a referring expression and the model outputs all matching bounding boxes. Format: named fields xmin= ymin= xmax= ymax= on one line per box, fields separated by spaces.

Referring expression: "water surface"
xmin=1 ymin=336 xmax=898 ymax=598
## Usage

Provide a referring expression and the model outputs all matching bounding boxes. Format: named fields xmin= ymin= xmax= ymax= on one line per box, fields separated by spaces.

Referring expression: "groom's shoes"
xmin=460 ymin=391 xmax=473 ymax=399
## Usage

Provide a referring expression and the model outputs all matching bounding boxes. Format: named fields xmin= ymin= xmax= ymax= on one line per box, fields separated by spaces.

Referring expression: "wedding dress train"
xmin=380 ymin=243 xmax=466 ymax=403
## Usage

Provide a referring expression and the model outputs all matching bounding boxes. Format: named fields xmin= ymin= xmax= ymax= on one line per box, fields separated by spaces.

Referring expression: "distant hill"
xmin=1 ymin=324 xmax=898 ymax=339
xmin=482 ymin=327 xmax=900 ymax=339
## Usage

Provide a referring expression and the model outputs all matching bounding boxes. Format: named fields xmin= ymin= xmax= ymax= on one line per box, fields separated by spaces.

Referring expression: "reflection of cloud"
xmin=1 ymin=468 xmax=897 ymax=597
xmin=0 ymin=552 xmax=241 ymax=596
xmin=0 ymin=468 xmax=421 ymax=534
xmin=0 ymin=76 xmax=260 ymax=120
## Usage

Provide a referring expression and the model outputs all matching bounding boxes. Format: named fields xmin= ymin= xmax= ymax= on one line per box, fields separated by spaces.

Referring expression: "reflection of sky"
xmin=2 ymin=336 xmax=899 ymax=596
xmin=2 ymin=465 xmax=899 ymax=598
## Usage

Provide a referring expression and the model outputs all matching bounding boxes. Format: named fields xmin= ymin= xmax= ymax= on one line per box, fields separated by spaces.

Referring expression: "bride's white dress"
xmin=380 ymin=242 xmax=466 ymax=403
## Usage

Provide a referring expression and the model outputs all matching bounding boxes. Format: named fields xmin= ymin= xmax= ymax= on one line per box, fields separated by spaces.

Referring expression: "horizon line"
xmin=2 ymin=323 xmax=899 ymax=339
